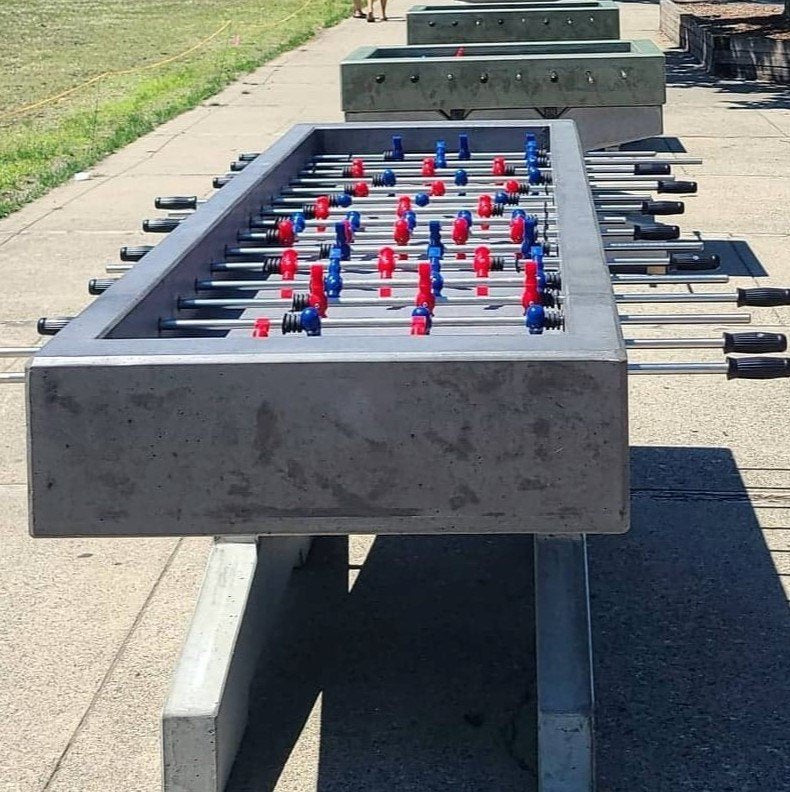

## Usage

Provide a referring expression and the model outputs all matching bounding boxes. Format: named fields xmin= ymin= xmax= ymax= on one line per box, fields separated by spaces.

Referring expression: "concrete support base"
xmin=161 ymin=535 xmax=312 ymax=792
xmin=162 ymin=534 xmax=594 ymax=792
xmin=535 ymin=535 xmax=595 ymax=792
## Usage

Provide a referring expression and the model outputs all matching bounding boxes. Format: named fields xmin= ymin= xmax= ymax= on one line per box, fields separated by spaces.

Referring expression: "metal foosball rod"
xmin=259 ymin=157 xmax=692 ymax=176
xmin=292 ymin=167 xmax=678 ymax=183
xmin=212 ymin=169 xmax=698 ymax=194
xmin=255 ymin=197 xmax=683 ymax=219
xmin=283 ymin=143 xmax=681 ymax=156
xmin=154 ymin=195 xmax=557 ymax=213
xmin=207 ymin=188 xmax=681 ymax=207
xmin=298 ymin=157 xmax=698 ymax=171
xmin=287 ymin=177 xmax=672 ymax=196
xmin=145 ymin=200 xmax=561 ymax=230
xmin=236 ymin=150 xmax=684 ymax=172
xmin=289 ymin=167 xmax=677 ymax=184
xmin=238 ymin=148 xmax=703 ymax=165
xmin=618 ymin=289 xmax=790 ymax=306
xmin=228 ymin=215 xmax=700 ymax=253
xmin=238 ymin=224 xmax=682 ymax=243
xmin=128 ymin=218 xmax=704 ymax=255
xmin=199 ymin=189 xmax=690 ymax=216
xmin=275 ymin=178 xmax=682 ymax=202
xmin=224 ymin=240 xmax=704 ymax=258
xmin=247 ymin=214 xmax=632 ymax=229
xmin=154 ymin=195 xmax=687 ymax=217
xmin=90 ymin=272 xmax=732 ymax=298
xmin=143 ymin=204 xmax=687 ymax=235
xmin=239 ymin=213 xmax=667 ymax=235
xmin=109 ymin=243 xmax=718 ymax=268
xmin=242 ymin=203 xmax=686 ymax=226
xmin=153 ymin=313 xmax=754 ymax=333
xmin=30 ymin=310 xmax=754 ymax=341
xmin=244 ymin=210 xmax=618 ymax=228
xmin=270 ymin=187 xmax=690 ymax=211
xmin=630 ymin=358 xmax=790 ymax=377
xmin=180 ymin=273 xmax=730 ymax=294
xmin=209 ymin=250 xmax=713 ymax=276
xmin=215 ymin=162 xmax=695 ymax=190
xmin=0 ymin=347 xmax=41 ymax=357
xmin=269 ymin=192 xmax=561 ymax=209
xmin=214 ymin=170 xmax=699 ymax=195
xmin=303 ymin=154 xmax=700 ymax=165
xmin=207 ymin=257 xmax=546 ymax=274
xmin=625 ymin=332 xmax=787 ymax=352
xmin=103 ymin=252 xmax=720 ymax=277
xmin=300 ymin=151 xmax=702 ymax=165
xmin=604 ymin=240 xmax=703 ymax=252
xmin=266 ymin=186 xmax=695 ymax=212
xmin=175 ymin=288 xmax=790 ymax=311
xmin=278 ymin=182 xmax=566 ymax=195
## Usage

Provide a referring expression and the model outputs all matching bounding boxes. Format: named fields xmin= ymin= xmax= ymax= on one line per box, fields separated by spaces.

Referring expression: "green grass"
xmin=0 ymin=0 xmax=349 ymax=218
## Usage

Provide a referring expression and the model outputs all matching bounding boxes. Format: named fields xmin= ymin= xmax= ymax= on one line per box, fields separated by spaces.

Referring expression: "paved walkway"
xmin=0 ymin=2 xmax=788 ymax=790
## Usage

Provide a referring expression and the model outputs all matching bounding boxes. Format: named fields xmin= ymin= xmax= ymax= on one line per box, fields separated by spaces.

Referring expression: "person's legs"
xmin=352 ymin=0 xmax=364 ymax=18
xmin=379 ymin=0 xmax=387 ymax=19
xmin=366 ymin=0 xmax=374 ymax=21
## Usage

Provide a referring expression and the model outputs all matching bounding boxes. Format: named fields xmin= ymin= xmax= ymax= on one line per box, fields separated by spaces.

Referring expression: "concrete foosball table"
xmin=406 ymin=2 xmax=621 ymax=45
xmin=341 ymin=40 xmax=665 ymax=150
xmin=30 ymin=120 xmax=629 ymax=792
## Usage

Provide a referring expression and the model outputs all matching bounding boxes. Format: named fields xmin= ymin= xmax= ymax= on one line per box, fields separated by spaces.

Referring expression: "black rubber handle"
xmin=229 ymin=160 xmax=248 ymax=172
xmin=155 ymin=196 xmax=197 ymax=210
xmin=213 ymin=175 xmax=235 ymax=188
xmin=669 ymin=252 xmax=721 ymax=271
xmin=120 ymin=245 xmax=153 ymax=261
xmin=238 ymin=152 xmax=260 ymax=161
xmin=607 ymin=264 xmax=653 ymax=274
xmin=723 ymin=332 xmax=787 ymax=354
xmin=641 ymin=200 xmax=684 ymax=216
xmin=658 ymin=180 xmax=698 ymax=194
xmin=88 ymin=279 xmax=115 ymax=295
xmin=633 ymin=224 xmax=680 ymax=241
xmin=634 ymin=163 xmax=671 ymax=176
xmin=736 ymin=287 xmax=790 ymax=307
xmin=37 ymin=317 xmax=72 ymax=336
xmin=143 ymin=218 xmax=180 ymax=233
xmin=727 ymin=356 xmax=790 ymax=380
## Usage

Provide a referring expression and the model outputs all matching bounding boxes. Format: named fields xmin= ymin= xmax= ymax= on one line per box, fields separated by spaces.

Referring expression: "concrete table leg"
xmin=161 ymin=535 xmax=312 ymax=792
xmin=535 ymin=535 xmax=595 ymax=792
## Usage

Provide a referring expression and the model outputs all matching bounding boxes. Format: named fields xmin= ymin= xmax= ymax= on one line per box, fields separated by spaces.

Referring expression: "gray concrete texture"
xmin=0 ymin=0 xmax=788 ymax=789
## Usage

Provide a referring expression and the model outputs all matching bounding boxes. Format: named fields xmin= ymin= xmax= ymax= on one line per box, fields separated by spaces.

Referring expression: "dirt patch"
xmin=672 ymin=1 xmax=790 ymax=39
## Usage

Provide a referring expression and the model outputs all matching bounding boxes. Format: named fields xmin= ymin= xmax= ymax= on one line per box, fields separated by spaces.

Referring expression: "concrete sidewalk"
xmin=0 ymin=11 xmax=404 ymax=792
xmin=0 ymin=1 xmax=788 ymax=790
